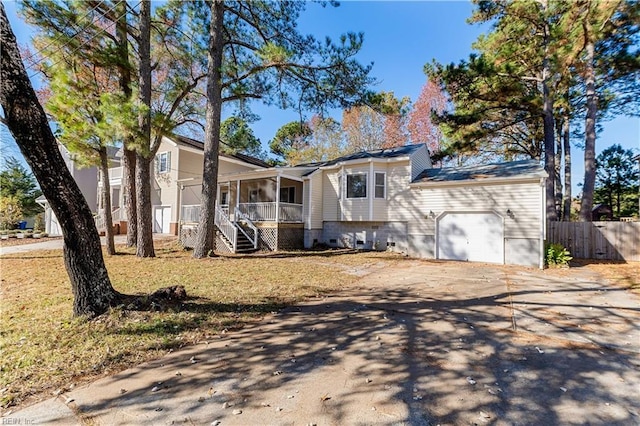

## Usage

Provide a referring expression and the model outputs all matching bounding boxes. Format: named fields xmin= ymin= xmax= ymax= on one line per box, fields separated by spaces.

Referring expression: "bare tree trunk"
xmin=136 ymin=0 xmax=155 ymax=257
xmin=193 ymin=0 xmax=224 ymax=258
xmin=579 ymin=36 xmax=597 ymax=222
xmin=0 ymin=3 xmax=119 ymax=317
xmin=555 ymin=117 xmax=563 ymax=219
xmin=122 ymin=148 xmax=137 ymax=246
xmin=99 ymin=148 xmax=116 ymax=255
xmin=562 ymin=110 xmax=572 ymax=221
xmin=115 ymin=0 xmax=137 ymax=247
xmin=541 ymin=0 xmax=557 ymax=221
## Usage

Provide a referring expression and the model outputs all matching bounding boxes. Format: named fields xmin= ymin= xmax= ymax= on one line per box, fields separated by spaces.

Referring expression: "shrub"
xmin=546 ymin=243 xmax=573 ymax=267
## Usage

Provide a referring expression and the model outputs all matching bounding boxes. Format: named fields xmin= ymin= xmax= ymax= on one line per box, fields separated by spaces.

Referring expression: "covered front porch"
xmin=180 ymin=169 xmax=308 ymax=253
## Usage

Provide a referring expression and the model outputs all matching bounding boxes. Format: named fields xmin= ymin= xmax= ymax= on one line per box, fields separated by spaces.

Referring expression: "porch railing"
xmin=238 ymin=202 xmax=303 ymax=222
xmin=181 ymin=204 xmax=201 ymax=223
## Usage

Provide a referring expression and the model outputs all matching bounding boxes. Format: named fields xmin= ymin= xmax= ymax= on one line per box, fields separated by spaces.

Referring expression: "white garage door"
xmin=437 ymin=212 xmax=504 ymax=264
xmin=153 ymin=206 xmax=172 ymax=234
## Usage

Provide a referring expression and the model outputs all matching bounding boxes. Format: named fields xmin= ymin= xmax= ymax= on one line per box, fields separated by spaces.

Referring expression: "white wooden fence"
xmin=547 ymin=221 xmax=640 ymax=261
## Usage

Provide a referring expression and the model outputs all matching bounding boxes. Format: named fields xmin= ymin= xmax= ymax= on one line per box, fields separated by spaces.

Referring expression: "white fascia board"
xmin=409 ymin=176 xmax=543 ymax=189
xmin=318 ymin=156 xmax=409 ymax=171
xmin=162 ymin=136 xmax=179 ymax=147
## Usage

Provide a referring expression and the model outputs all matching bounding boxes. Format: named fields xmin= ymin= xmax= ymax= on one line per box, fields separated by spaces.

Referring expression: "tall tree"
xmin=342 ymin=91 xmax=410 ymax=152
xmin=189 ymin=0 xmax=373 ymax=257
xmin=42 ymin=39 xmax=137 ymax=255
xmin=220 ymin=116 xmax=263 ymax=157
xmin=1 ymin=3 xmax=119 ymax=317
xmin=575 ymin=0 xmax=639 ymax=221
xmin=20 ymin=0 xmax=140 ymax=247
xmin=269 ymin=120 xmax=313 ymax=164
xmin=407 ymin=78 xmax=447 ymax=160
xmin=0 ymin=156 xmax=42 ymax=218
xmin=135 ymin=0 xmax=154 ymax=257
xmin=594 ymin=144 xmax=639 ymax=218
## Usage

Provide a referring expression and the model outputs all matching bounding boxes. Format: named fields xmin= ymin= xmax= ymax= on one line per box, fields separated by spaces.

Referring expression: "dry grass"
xmin=0 ymin=240 xmax=399 ymax=410
xmin=574 ymin=259 xmax=640 ymax=293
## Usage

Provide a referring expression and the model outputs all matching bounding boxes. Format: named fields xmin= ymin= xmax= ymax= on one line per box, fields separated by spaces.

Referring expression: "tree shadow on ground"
xmin=71 ymin=266 xmax=640 ymax=426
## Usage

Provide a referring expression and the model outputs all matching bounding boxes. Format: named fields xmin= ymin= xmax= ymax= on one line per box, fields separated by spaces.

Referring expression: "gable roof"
xmin=170 ymin=134 xmax=271 ymax=168
xmin=296 ymin=144 xmax=425 ymax=169
xmin=412 ymin=159 xmax=546 ymax=184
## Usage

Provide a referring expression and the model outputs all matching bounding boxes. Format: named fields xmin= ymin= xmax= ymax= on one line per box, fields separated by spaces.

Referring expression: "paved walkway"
xmin=0 ymin=235 xmax=175 ymax=255
xmin=4 ymin=260 xmax=640 ymax=425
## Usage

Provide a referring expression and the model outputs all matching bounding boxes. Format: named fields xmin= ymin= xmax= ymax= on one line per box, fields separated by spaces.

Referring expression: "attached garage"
xmin=437 ymin=211 xmax=504 ymax=263
xmin=409 ymin=160 xmax=547 ymax=268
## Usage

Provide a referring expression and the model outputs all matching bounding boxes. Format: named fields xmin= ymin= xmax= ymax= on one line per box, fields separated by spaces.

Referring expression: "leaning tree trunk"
xmin=193 ymin=0 xmax=224 ymax=258
xmin=135 ymin=0 xmax=155 ymax=257
xmin=0 ymin=4 xmax=119 ymax=317
xmin=115 ymin=0 xmax=137 ymax=247
xmin=562 ymin=110 xmax=572 ymax=221
xmin=579 ymin=36 xmax=597 ymax=222
xmin=99 ymin=147 xmax=116 ymax=255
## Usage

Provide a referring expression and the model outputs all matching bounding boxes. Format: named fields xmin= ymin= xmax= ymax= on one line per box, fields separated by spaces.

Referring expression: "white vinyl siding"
xmin=341 ymin=165 xmax=370 ymax=221
xmin=386 ymin=163 xmax=413 ymax=222
xmin=322 ymin=171 xmax=340 ymax=221
xmin=407 ymin=181 xmax=542 ymax=239
xmin=309 ymin=172 xmax=324 ymax=229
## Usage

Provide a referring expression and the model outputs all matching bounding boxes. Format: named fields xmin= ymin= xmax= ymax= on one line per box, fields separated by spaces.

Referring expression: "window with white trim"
xmin=346 ymin=173 xmax=367 ymax=198
xmin=157 ymin=152 xmax=170 ymax=174
xmin=374 ymin=172 xmax=386 ymax=199
xmin=279 ymin=187 xmax=295 ymax=203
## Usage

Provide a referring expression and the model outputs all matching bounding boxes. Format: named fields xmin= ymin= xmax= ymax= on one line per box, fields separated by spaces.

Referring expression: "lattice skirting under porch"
xmin=182 ymin=224 xmax=303 ymax=253
xmin=276 ymin=226 xmax=304 ymax=250
xmin=179 ymin=226 xmax=198 ymax=249
xmin=215 ymin=233 xmax=234 ymax=254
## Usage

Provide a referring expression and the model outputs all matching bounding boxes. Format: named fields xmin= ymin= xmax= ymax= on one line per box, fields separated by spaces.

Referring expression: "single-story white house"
xmin=154 ymin=138 xmax=547 ymax=267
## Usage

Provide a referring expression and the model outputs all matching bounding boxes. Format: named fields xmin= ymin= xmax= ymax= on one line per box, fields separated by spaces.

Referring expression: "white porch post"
xmin=236 ymin=179 xmax=241 ymax=219
xmin=275 ymin=174 xmax=281 ymax=222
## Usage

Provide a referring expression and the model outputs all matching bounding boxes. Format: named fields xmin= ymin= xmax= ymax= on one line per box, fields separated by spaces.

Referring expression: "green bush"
xmin=546 ymin=243 xmax=573 ymax=267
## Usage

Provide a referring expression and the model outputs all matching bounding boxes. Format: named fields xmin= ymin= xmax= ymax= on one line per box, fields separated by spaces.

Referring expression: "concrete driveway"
xmin=8 ymin=259 xmax=640 ymax=425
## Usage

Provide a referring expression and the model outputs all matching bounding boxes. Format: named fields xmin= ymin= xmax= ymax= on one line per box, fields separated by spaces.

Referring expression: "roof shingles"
xmin=413 ymin=159 xmax=546 ymax=184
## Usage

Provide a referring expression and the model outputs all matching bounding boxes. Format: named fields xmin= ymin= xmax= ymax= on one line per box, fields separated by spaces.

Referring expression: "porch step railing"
xmin=215 ymin=204 xmax=237 ymax=251
xmin=95 ymin=208 xmax=122 ymax=231
xmin=235 ymin=209 xmax=258 ymax=250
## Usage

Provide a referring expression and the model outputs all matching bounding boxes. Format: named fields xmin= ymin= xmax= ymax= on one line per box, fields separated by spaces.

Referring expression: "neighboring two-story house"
xmin=37 ymin=144 xmax=117 ymax=236
xmin=105 ymin=135 xmax=270 ymax=235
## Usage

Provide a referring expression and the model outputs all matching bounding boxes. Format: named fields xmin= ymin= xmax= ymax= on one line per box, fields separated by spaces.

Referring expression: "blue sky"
xmin=2 ymin=1 xmax=638 ymax=195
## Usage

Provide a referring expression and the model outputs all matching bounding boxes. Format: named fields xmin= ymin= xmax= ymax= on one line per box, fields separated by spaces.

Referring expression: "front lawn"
xmin=0 ymin=240 xmax=398 ymax=410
